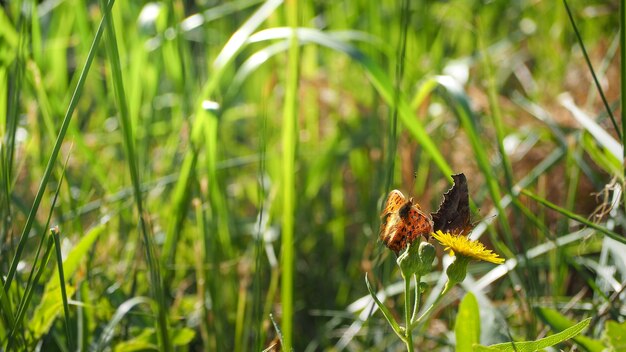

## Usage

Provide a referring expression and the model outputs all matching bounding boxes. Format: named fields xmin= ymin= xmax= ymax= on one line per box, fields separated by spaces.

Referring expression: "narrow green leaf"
xmin=30 ymin=223 xmax=107 ymax=339
xmin=364 ymin=274 xmax=405 ymax=342
xmin=98 ymin=0 xmax=171 ymax=348
xmin=455 ymin=292 xmax=480 ymax=352
xmin=474 ymin=317 xmax=592 ymax=352
xmin=535 ymin=308 xmax=604 ymax=352
xmin=2 ymin=0 xmax=114 ymax=300
xmin=52 ymin=227 xmax=74 ymax=351
xmin=604 ymin=320 xmax=626 ymax=351
xmin=521 ymin=189 xmax=626 ymax=244
xmin=94 ymin=297 xmax=151 ymax=352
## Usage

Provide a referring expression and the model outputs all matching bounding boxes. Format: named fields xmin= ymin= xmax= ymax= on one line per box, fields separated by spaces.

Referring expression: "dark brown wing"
xmin=431 ymin=173 xmax=471 ymax=235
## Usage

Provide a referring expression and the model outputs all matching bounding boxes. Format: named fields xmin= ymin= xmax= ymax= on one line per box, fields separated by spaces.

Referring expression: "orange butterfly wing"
xmin=379 ymin=190 xmax=407 ymax=246
xmin=379 ymin=190 xmax=433 ymax=254
xmin=380 ymin=190 xmax=407 ymax=217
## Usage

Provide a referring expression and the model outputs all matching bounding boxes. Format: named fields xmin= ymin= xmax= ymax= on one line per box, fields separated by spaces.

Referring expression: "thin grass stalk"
xmin=520 ymin=189 xmax=625 ymax=243
xmin=621 ymin=0 xmax=626 ymax=213
xmin=281 ymin=0 xmax=299 ymax=349
xmin=6 ymin=236 xmax=54 ymax=350
xmin=234 ymin=280 xmax=247 ymax=352
xmin=163 ymin=0 xmax=281 ymax=298
xmin=477 ymin=21 xmax=514 ymax=190
xmin=563 ymin=0 xmax=621 ymax=141
xmin=263 ymin=263 xmax=280 ymax=345
xmin=439 ymin=86 xmax=515 ymax=254
xmin=193 ymin=200 xmax=211 ymax=349
xmin=51 ymin=227 xmax=73 ymax=351
xmin=383 ymin=0 xmax=409 ymax=194
xmin=1 ymin=1 xmax=27 ymax=259
xmin=2 ymin=0 xmax=28 ymax=206
xmin=1 ymin=0 xmax=114 ymax=306
xmin=7 ymin=149 xmax=71 ymax=348
xmin=253 ymin=83 xmax=270 ymax=350
xmin=97 ymin=0 xmax=171 ymax=349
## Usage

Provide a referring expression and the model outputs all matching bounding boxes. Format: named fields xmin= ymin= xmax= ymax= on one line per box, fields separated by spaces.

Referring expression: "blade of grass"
xmin=477 ymin=19 xmax=514 ymax=190
xmin=619 ymin=0 xmax=626 ymax=210
xmin=29 ymin=221 xmax=107 ymax=341
xmin=563 ymin=0 xmax=620 ymax=141
xmin=384 ymin=0 xmax=410 ymax=196
xmin=247 ymin=27 xmax=453 ymax=175
xmin=51 ymin=226 xmax=73 ymax=351
xmin=5 ymin=236 xmax=54 ymax=350
xmin=93 ymin=297 xmax=151 ymax=352
xmin=1 ymin=0 xmax=114 ymax=312
xmin=252 ymin=76 xmax=270 ymax=350
xmin=434 ymin=75 xmax=515 ymax=254
xmin=163 ymin=0 xmax=281 ymax=298
xmin=280 ymin=1 xmax=299 ymax=349
xmin=520 ymin=188 xmax=626 ymax=244
xmin=7 ymin=148 xmax=72 ymax=348
xmin=98 ymin=0 xmax=171 ymax=350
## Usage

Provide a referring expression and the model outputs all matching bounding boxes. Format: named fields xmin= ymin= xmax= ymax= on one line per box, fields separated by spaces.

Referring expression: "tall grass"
xmin=0 ymin=0 xmax=623 ymax=350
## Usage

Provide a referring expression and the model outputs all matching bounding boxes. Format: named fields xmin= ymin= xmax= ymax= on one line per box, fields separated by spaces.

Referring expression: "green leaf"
xmin=473 ymin=317 xmax=592 ymax=352
xmin=113 ymin=328 xmax=158 ymax=352
xmin=455 ymin=292 xmax=480 ymax=352
xmin=109 ymin=327 xmax=194 ymax=352
xmin=364 ymin=274 xmax=404 ymax=341
xmin=94 ymin=297 xmax=151 ymax=352
xmin=604 ymin=320 xmax=626 ymax=351
xmin=171 ymin=327 xmax=196 ymax=346
xmin=580 ymin=132 xmax=621 ymax=177
xmin=30 ymin=223 xmax=107 ymax=339
xmin=535 ymin=307 xmax=604 ymax=352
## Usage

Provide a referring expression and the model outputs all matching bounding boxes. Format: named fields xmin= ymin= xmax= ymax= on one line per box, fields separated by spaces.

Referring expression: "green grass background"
xmin=0 ymin=0 xmax=624 ymax=350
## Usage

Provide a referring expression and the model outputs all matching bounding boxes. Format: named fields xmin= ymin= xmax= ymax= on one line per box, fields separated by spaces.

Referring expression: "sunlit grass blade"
xmin=520 ymin=189 xmax=625 ymax=244
xmin=432 ymin=75 xmax=514 ymax=253
xmin=247 ymin=27 xmax=453 ymax=175
xmin=5 ymin=235 xmax=54 ymax=350
xmin=51 ymin=227 xmax=73 ymax=351
xmin=29 ymin=222 xmax=107 ymax=341
xmin=93 ymin=297 xmax=151 ymax=352
xmin=559 ymin=94 xmax=622 ymax=161
xmin=384 ymin=0 xmax=410 ymax=195
xmin=1 ymin=0 xmax=114 ymax=312
xmin=619 ymin=1 xmax=626 ymax=209
xmin=7 ymin=149 xmax=72 ymax=349
xmin=97 ymin=0 xmax=171 ymax=349
xmin=280 ymin=2 xmax=299 ymax=349
xmin=563 ymin=0 xmax=620 ymax=140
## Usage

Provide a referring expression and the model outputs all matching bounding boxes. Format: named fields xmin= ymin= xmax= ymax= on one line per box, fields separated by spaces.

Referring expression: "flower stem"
xmin=411 ymin=274 xmax=421 ymax=323
xmin=412 ymin=279 xmax=454 ymax=328
xmin=404 ymin=275 xmax=414 ymax=352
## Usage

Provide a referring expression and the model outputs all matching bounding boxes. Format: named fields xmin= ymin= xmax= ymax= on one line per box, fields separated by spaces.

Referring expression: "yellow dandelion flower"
xmin=432 ymin=230 xmax=504 ymax=264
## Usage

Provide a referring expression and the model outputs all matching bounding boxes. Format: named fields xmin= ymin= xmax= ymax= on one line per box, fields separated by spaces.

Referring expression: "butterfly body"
xmin=379 ymin=190 xmax=433 ymax=254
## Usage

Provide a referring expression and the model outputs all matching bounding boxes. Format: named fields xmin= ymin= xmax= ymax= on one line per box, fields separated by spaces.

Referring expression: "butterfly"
xmin=379 ymin=190 xmax=434 ymax=254
xmin=431 ymin=173 xmax=474 ymax=236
